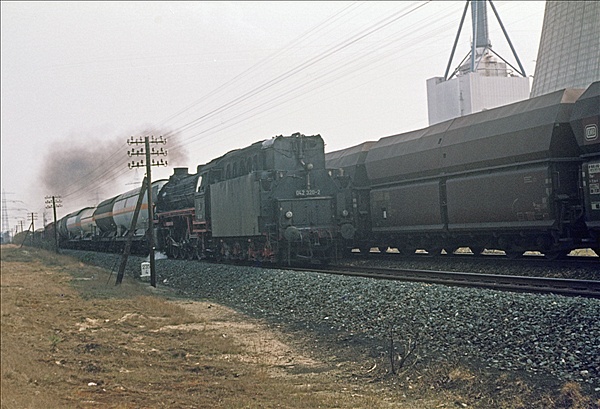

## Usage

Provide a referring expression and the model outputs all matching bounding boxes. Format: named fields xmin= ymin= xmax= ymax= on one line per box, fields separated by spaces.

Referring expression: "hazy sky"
xmin=1 ymin=1 xmax=546 ymax=230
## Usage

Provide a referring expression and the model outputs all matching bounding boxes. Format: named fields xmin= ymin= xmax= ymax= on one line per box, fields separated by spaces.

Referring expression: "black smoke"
xmin=40 ymin=127 xmax=188 ymax=211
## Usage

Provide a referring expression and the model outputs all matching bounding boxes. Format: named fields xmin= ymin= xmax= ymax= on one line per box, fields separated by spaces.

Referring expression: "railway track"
xmin=285 ymin=264 xmax=600 ymax=298
xmin=354 ymin=249 xmax=600 ymax=265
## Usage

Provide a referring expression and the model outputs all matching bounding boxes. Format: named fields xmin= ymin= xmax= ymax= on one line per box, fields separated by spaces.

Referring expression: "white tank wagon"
xmin=112 ymin=180 xmax=167 ymax=237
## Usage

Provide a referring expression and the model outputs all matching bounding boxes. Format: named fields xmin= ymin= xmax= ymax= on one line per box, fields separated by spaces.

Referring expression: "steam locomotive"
xmin=325 ymin=81 xmax=600 ymax=258
xmin=55 ymin=133 xmax=355 ymax=264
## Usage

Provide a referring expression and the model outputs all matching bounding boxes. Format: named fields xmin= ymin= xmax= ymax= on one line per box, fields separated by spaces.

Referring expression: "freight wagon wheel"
xmin=504 ymin=250 xmax=523 ymax=259
xmin=427 ymin=247 xmax=443 ymax=257
xmin=408 ymin=247 xmax=419 ymax=255
xmin=469 ymin=246 xmax=484 ymax=256
xmin=543 ymin=250 xmax=569 ymax=260
xmin=342 ymin=247 xmax=355 ymax=256
xmin=446 ymin=247 xmax=461 ymax=255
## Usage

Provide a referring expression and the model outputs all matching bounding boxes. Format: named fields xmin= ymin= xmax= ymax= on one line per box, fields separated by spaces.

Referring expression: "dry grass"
xmin=2 ymin=245 xmax=598 ymax=409
xmin=0 ymin=246 xmax=411 ymax=408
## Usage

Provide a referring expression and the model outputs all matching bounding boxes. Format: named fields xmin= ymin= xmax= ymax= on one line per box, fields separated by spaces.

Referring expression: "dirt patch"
xmin=166 ymin=301 xmax=321 ymax=371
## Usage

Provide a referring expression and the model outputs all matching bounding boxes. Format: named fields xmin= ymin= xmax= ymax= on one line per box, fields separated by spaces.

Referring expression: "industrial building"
xmin=427 ymin=1 xmax=599 ymax=125
xmin=530 ymin=1 xmax=600 ymax=97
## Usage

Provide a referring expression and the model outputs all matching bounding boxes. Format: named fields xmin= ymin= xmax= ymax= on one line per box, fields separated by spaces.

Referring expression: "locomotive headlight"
xmin=342 ymin=209 xmax=349 ymax=217
xmin=306 ymin=163 xmax=313 ymax=170
xmin=285 ymin=211 xmax=293 ymax=219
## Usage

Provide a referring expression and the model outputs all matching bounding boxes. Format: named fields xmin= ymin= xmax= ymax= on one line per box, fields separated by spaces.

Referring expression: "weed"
xmin=48 ymin=334 xmax=63 ymax=351
xmin=555 ymin=382 xmax=593 ymax=409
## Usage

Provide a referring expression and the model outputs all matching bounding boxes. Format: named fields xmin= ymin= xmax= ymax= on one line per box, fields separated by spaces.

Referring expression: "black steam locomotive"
xmin=326 ymin=81 xmax=600 ymax=258
xmin=56 ymin=133 xmax=355 ymax=264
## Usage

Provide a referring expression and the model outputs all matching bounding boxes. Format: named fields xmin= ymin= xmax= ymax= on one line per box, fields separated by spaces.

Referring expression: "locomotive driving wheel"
xmin=171 ymin=246 xmax=179 ymax=259
xmin=193 ymin=244 xmax=203 ymax=260
xmin=186 ymin=245 xmax=195 ymax=260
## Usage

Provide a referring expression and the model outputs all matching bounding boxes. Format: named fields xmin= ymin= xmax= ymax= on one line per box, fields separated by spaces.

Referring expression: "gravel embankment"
xmin=67 ymin=250 xmax=600 ymax=388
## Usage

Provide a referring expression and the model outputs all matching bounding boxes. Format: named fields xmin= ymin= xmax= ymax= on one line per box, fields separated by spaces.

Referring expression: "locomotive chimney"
xmin=173 ymin=167 xmax=189 ymax=176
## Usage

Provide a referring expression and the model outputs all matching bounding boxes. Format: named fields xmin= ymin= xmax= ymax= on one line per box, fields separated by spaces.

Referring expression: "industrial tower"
xmin=426 ymin=0 xmax=530 ymax=125
xmin=530 ymin=1 xmax=600 ymax=97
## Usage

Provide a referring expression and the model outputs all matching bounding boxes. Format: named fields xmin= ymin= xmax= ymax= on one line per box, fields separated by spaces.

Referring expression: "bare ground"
xmin=1 ymin=245 xmax=598 ymax=408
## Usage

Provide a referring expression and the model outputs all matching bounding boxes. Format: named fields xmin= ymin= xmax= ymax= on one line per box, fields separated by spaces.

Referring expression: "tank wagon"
xmin=57 ymin=180 xmax=167 ymax=251
xmin=326 ymin=82 xmax=600 ymax=258
xmin=156 ymin=133 xmax=354 ymax=264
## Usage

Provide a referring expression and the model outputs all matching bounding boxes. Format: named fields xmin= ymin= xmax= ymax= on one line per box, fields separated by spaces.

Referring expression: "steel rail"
xmin=285 ymin=265 xmax=600 ymax=298
xmin=353 ymin=251 xmax=600 ymax=265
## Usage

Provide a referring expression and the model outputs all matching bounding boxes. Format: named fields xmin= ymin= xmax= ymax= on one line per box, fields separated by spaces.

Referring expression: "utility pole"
xmin=1 ymin=190 xmax=15 ymax=243
xmin=45 ymin=196 xmax=62 ymax=253
xmin=31 ymin=212 xmax=37 ymax=234
xmin=20 ymin=213 xmax=37 ymax=248
xmin=127 ymin=135 xmax=168 ymax=287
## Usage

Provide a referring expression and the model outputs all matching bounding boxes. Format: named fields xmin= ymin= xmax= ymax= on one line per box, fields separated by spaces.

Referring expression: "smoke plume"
xmin=40 ymin=126 xmax=188 ymax=211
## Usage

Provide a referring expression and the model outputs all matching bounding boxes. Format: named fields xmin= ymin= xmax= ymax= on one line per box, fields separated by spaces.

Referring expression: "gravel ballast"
xmin=67 ymin=250 xmax=600 ymax=389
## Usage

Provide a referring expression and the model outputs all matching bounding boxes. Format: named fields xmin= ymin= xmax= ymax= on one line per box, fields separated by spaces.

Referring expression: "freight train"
xmin=326 ymin=81 xmax=600 ymax=259
xmin=55 ymin=133 xmax=355 ymax=264
xmin=54 ymin=82 xmax=598 ymax=262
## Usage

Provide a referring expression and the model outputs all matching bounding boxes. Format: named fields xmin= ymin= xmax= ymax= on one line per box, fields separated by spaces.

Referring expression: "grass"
xmin=2 ymin=244 xmax=599 ymax=408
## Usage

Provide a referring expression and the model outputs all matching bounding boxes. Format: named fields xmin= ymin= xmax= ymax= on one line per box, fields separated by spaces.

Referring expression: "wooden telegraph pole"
xmin=45 ymin=196 xmax=62 ymax=253
xmin=126 ymin=136 xmax=167 ymax=287
xmin=20 ymin=212 xmax=37 ymax=248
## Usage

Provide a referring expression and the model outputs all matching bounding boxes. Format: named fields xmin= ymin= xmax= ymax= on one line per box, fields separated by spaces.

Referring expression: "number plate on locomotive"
xmin=295 ymin=189 xmax=321 ymax=197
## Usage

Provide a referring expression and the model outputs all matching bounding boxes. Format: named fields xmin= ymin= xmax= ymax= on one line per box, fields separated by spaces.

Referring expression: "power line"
xmin=165 ymin=2 xmax=431 ymax=148
xmin=52 ymin=2 xmax=448 ymax=215
xmin=154 ymin=2 xmax=365 ymax=130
